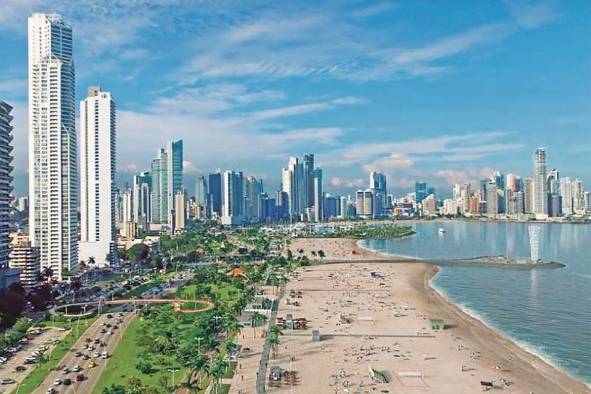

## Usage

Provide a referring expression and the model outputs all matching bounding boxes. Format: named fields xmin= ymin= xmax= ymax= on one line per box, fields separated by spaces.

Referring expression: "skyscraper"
xmin=222 ymin=170 xmax=245 ymax=225
xmin=174 ymin=188 xmax=186 ymax=232
xmin=79 ymin=86 xmax=117 ymax=266
xmin=533 ymin=148 xmax=548 ymax=218
xmin=244 ymin=176 xmax=263 ymax=222
xmin=313 ymin=168 xmax=323 ymax=222
xmin=28 ymin=14 xmax=77 ymax=278
xmin=132 ymin=171 xmax=152 ymax=228
xmin=303 ymin=154 xmax=314 ymax=210
xmin=0 ymin=101 xmax=14 ymax=271
xmin=195 ymin=175 xmax=208 ymax=207
xmin=208 ymin=172 xmax=222 ymax=217
xmin=415 ymin=182 xmax=427 ymax=205
xmin=150 ymin=140 xmax=183 ymax=229
xmin=369 ymin=172 xmax=387 ymax=211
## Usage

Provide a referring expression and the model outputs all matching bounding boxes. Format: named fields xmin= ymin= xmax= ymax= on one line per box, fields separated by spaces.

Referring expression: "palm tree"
xmin=210 ymin=358 xmax=228 ymax=394
xmin=269 ymin=332 xmax=280 ymax=359
xmin=250 ymin=312 xmax=267 ymax=338
xmin=185 ymin=352 xmax=207 ymax=388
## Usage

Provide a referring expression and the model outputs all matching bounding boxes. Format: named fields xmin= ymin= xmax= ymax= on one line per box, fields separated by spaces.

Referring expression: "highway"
xmin=31 ymin=310 xmax=134 ymax=394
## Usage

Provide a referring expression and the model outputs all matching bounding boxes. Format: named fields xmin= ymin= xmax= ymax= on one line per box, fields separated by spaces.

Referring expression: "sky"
xmin=0 ymin=0 xmax=590 ymax=198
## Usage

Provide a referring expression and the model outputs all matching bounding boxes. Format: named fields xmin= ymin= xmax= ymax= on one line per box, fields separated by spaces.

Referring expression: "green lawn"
xmin=221 ymin=361 xmax=237 ymax=379
xmin=15 ymin=317 xmax=98 ymax=394
xmin=91 ymin=315 xmax=186 ymax=394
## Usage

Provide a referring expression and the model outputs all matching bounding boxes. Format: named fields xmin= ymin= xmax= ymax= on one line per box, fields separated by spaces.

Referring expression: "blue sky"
xmin=1 ymin=0 xmax=590 ymax=197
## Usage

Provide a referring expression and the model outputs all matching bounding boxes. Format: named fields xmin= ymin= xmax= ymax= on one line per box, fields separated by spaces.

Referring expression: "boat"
xmin=438 ymin=228 xmax=446 ymax=234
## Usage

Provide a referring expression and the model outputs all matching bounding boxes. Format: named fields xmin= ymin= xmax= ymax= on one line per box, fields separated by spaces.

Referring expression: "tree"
xmin=318 ymin=250 xmax=326 ymax=260
xmin=135 ymin=359 xmax=153 ymax=374
xmin=210 ymin=357 xmax=228 ymax=394
xmin=102 ymin=384 xmax=126 ymax=394
xmin=127 ymin=244 xmax=150 ymax=263
xmin=250 ymin=312 xmax=267 ymax=338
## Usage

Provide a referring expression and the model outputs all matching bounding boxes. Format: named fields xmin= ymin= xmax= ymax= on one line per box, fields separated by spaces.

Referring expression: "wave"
xmin=429 ymin=278 xmax=591 ymax=388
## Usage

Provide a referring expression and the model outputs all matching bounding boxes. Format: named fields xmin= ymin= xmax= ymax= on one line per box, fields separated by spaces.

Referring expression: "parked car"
xmin=15 ymin=366 xmax=26 ymax=372
xmin=63 ymin=378 xmax=72 ymax=386
xmin=1 ymin=378 xmax=15 ymax=385
xmin=76 ymin=374 xmax=85 ymax=382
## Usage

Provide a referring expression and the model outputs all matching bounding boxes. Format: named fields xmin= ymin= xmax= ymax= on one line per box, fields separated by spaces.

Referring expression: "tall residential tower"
xmin=79 ymin=87 xmax=117 ymax=266
xmin=28 ymin=13 xmax=77 ymax=278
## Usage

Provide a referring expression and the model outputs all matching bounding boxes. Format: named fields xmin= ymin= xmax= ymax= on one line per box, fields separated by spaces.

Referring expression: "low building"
xmin=9 ymin=234 xmax=39 ymax=288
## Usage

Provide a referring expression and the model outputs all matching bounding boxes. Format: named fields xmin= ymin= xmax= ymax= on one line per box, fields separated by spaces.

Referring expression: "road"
xmin=0 ymin=328 xmax=69 ymax=393
xmin=31 ymin=310 xmax=134 ymax=394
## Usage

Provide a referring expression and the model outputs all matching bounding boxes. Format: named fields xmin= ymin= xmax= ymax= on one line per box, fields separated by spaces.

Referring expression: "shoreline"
xmin=286 ymin=237 xmax=590 ymax=392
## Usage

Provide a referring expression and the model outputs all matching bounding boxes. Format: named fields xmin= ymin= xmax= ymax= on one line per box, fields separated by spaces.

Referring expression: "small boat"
xmin=438 ymin=228 xmax=446 ymax=234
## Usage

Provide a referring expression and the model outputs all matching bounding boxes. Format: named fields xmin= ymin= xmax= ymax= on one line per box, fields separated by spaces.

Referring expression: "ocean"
xmin=360 ymin=221 xmax=591 ymax=386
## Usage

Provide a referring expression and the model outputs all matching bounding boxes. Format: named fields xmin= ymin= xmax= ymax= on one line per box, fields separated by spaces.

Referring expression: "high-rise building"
xmin=245 ymin=176 xmax=263 ymax=222
xmin=523 ymin=177 xmax=534 ymax=214
xmin=355 ymin=189 xmax=374 ymax=219
xmin=486 ymin=181 xmax=499 ymax=217
xmin=303 ymin=154 xmax=314 ymax=210
xmin=9 ymin=235 xmax=39 ymax=288
xmin=415 ymin=182 xmax=427 ymax=205
xmin=533 ymin=148 xmax=548 ymax=218
xmin=313 ymin=168 xmax=323 ymax=222
xmin=28 ymin=14 xmax=77 ymax=279
xmin=422 ymin=194 xmax=437 ymax=216
xmin=369 ymin=172 xmax=387 ymax=215
xmin=282 ymin=157 xmax=304 ymax=218
xmin=79 ymin=87 xmax=117 ymax=266
xmin=132 ymin=171 xmax=151 ymax=229
xmin=222 ymin=170 xmax=245 ymax=225
xmin=546 ymin=169 xmax=560 ymax=194
xmin=275 ymin=191 xmax=289 ymax=220
xmin=506 ymin=173 xmax=520 ymax=192
xmin=174 ymin=188 xmax=186 ymax=232
xmin=208 ymin=172 xmax=222 ymax=217
xmin=0 ymin=101 xmax=14 ymax=271
xmin=195 ymin=175 xmax=208 ymax=207
xmin=150 ymin=140 xmax=183 ymax=229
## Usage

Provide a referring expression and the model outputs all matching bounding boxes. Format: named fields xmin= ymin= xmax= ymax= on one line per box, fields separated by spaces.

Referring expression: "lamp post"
xmin=168 ymin=368 xmax=180 ymax=389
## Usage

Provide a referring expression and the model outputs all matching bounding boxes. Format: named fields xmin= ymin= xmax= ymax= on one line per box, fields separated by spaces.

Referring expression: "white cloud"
xmin=330 ymin=176 xmax=365 ymax=188
xmin=183 ymin=160 xmax=200 ymax=174
xmin=505 ymin=0 xmax=557 ymax=29
xmin=350 ymin=2 xmax=397 ymax=18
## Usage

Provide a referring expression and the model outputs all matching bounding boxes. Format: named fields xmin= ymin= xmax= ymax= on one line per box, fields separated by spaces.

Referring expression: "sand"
xmin=229 ymin=237 xmax=588 ymax=394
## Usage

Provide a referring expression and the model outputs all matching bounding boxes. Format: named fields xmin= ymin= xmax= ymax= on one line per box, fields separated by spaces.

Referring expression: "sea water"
xmin=360 ymin=221 xmax=591 ymax=385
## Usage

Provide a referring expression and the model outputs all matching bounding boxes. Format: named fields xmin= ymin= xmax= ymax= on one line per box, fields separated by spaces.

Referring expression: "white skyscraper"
xmin=532 ymin=148 xmax=548 ymax=218
xmin=313 ymin=168 xmax=323 ymax=222
xmin=79 ymin=87 xmax=117 ymax=266
xmin=28 ymin=13 xmax=77 ymax=278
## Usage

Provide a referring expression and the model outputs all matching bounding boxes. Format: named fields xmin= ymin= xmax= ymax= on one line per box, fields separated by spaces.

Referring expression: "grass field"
xmin=91 ymin=316 xmax=186 ymax=394
xmin=15 ymin=316 xmax=98 ymax=394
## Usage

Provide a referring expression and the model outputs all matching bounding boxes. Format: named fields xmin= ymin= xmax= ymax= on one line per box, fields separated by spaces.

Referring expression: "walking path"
xmin=255 ymin=286 xmax=284 ymax=394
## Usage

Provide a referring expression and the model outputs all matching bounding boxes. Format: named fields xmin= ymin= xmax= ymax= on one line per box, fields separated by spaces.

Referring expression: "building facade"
xmin=79 ymin=86 xmax=117 ymax=266
xmin=28 ymin=13 xmax=77 ymax=278
xmin=0 ymin=101 xmax=14 ymax=271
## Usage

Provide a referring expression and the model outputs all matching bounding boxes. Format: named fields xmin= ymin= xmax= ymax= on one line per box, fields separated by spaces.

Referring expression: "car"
xmin=93 ymin=339 xmax=100 ymax=344
xmin=8 ymin=347 xmax=18 ymax=353
xmin=92 ymin=352 xmax=100 ymax=358
xmin=1 ymin=378 xmax=15 ymax=385
xmin=82 ymin=354 xmax=90 ymax=360
xmin=0 ymin=357 xmax=7 ymax=364
xmin=62 ymin=367 xmax=70 ymax=374
xmin=46 ymin=388 xmax=56 ymax=394
xmin=101 ymin=351 xmax=108 ymax=359
xmin=100 ymin=328 xmax=107 ymax=334
xmin=108 ymin=330 xmax=114 ymax=335
xmin=72 ymin=365 xmax=81 ymax=372
xmin=53 ymin=379 xmax=62 ymax=386
xmin=74 ymin=351 xmax=82 ymax=357
xmin=87 ymin=361 xmax=96 ymax=368
xmin=58 ymin=328 xmax=67 ymax=332
xmin=76 ymin=374 xmax=85 ymax=382
xmin=63 ymin=378 xmax=72 ymax=386
xmin=15 ymin=366 xmax=26 ymax=372
xmin=106 ymin=314 xmax=113 ymax=318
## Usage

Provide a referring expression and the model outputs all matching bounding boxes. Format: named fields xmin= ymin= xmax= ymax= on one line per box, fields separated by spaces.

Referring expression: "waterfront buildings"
xmin=355 ymin=189 xmax=374 ymax=219
xmin=245 ymin=176 xmax=263 ymax=222
xmin=208 ymin=172 xmax=222 ymax=217
xmin=0 ymin=101 xmax=14 ymax=272
xmin=533 ymin=148 xmax=548 ymax=218
xmin=313 ymin=168 xmax=323 ymax=222
xmin=79 ymin=86 xmax=117 ymax=266
xmin=28 ymin=13 xmax=77 ymax=278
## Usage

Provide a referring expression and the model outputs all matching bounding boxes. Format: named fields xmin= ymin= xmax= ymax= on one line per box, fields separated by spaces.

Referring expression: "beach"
xmin=233 ymin=237 xmax=589 ymax=394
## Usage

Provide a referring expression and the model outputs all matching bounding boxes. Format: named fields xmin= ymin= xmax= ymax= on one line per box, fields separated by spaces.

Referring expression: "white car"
xmin=72 ymin=365 xmax=81 ymax=372
xmin=53 ymin=379 xmax=62 ymax=386
xmin=0 ymin=357 xmax=7 ymax=364
xmin=1 ymin=378 xmax=15 ymax=385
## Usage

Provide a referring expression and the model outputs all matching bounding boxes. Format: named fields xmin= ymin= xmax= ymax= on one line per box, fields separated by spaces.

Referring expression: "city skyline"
xmin=1 ymin=1 xmax=590 ymax=196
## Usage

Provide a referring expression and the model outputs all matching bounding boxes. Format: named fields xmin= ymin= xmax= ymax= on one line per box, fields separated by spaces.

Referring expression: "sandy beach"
xmin=233 ymin=237 xmax=588 ymax=394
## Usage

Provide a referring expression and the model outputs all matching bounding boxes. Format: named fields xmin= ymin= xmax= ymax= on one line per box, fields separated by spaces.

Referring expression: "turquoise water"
xmin=360 ymin=221 xmax=591 ymax=386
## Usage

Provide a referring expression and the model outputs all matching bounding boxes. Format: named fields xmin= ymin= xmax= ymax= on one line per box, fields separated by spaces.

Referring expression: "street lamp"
xmin=168 ymin=368 xmax=180 ymax=389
